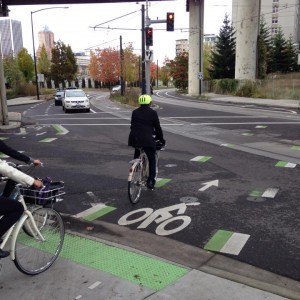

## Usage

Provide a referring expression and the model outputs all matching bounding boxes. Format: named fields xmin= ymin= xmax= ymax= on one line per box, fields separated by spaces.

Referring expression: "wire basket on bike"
xmin=20 ymin=181 xmax=65 ymax=205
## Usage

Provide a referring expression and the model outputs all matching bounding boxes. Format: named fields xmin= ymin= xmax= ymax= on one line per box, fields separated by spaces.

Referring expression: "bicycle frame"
xmin=0 ymin=193 xmax=45 ymax=260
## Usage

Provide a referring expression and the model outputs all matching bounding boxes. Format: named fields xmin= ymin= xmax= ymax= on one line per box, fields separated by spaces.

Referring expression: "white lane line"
xmin=38 ymin=123 xmax=184 ymax=126
xmin=74 ymin=203 xmax=107 ymax=219
xmin=88 ymin=281 xmax=101 ymax=290
xmin=262 ymin=188 xmax=279 ymax=198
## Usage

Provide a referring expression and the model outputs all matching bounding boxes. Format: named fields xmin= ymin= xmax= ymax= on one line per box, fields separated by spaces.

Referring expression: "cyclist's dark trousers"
xmin=134 ymin=147 xmax=156 ymax=184
xmin=2 ymin=179 xmax=16 ymax=198
xmin=0 ymin=196 xmax=24 ymax=238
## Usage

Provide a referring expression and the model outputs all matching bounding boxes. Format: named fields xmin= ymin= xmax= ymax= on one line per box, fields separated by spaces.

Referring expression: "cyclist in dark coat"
xmin=128 ymin=94 xmax=165 ymax=190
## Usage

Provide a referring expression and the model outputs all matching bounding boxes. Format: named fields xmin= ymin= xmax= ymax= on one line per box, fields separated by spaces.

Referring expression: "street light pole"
xmin=30 ymin=11 xmax=39 ymax=100
xmin=30 ymin=6 xmax=68 ymax=100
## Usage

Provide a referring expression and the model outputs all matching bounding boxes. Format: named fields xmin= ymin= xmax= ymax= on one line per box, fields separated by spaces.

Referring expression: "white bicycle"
xmin=128 ymin=140 xmax=165 ymax=204
xmin=0 ymin=163 xmax=65 ymax=275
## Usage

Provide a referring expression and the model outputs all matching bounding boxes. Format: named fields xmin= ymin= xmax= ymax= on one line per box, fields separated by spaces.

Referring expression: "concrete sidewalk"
xmin=1 ymin=95 xmax=300 ymax=299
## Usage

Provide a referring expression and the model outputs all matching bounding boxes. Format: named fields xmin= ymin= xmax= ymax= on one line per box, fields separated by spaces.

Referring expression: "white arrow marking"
xmin=199 ymin=180 xmax=219 ymax=192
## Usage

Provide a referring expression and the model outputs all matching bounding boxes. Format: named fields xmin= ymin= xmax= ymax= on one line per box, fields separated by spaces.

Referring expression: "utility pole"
xmin=144 ymin=0 xmax=151 ymax=95
xmin=120 ymin=35 xmax=124 ymax=96
xmin=0 ymin=3 xmax=9 ymax=125
xmin=141 ymin=5 xmax=146 ymax=94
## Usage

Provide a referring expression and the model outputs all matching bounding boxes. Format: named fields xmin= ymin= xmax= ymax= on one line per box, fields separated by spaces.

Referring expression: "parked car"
xmin=62 ymin=89 xmax=90 ymax=113
xmin=54 ymin=91 xmax=64 ymax=106
xmin=111 ymin=85 xmax=121 ymax=93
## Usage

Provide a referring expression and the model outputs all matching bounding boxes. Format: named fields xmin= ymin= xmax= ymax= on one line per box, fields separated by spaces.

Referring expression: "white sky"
xmin=8 ymin=0 xmax=232 ymax=65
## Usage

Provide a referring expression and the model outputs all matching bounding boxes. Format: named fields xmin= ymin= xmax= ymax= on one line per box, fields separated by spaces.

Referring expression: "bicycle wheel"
xmin=13 ymin=207 xmax=65 ymax=275
xmin=128 ymin=162 xmax=143 ymax=204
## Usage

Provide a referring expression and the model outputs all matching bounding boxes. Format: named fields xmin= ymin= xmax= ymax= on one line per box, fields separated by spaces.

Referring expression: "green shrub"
xmin=211 ymin=79 xmax=238 ymax=94
xmin=235 ymin=80 xmax=258 ymax=97
xmin=110 ymin=87 xmax=141 ymax=107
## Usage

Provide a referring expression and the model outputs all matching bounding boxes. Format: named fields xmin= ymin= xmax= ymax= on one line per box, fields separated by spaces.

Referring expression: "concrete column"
xmin=188 ymin=0 xmax=204 ymax=95
xmin=235 ymin=0 xmax=260 ymax=80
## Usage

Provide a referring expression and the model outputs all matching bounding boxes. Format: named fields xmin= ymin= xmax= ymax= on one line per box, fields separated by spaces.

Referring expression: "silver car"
xmin=62 ymin=89 xmax=90 ymax=113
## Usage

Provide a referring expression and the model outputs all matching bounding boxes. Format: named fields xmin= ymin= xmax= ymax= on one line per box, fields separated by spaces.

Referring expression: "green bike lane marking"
xmin=39 ymin=138 xmax=57 ymax=143
xmin=190 ymin=156 xmax=212 ymax=162
xmin=60 ymin=232 xmax=189 ymax=291
xmin=275 ymin=161 xmax=297 ymax=168
xmin=204 ymin=229 xmax=250 ymax=255
xmin=52 ymin=124 xmax=69 ymax=135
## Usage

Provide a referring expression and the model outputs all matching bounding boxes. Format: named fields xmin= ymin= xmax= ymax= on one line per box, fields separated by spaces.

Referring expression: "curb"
xmin=61 ymin=214 xmax=300 ymax=300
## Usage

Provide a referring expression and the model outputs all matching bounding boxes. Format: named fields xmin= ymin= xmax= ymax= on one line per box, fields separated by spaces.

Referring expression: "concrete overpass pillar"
xmin=188 ymin=0 xmax=204 ymax=95
xmin=235 ymin=0 xmax=260 ymax=80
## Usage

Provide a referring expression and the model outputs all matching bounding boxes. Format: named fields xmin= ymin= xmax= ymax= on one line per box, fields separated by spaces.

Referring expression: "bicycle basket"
xmin=20 ymin=181 xmax=65 ymax=205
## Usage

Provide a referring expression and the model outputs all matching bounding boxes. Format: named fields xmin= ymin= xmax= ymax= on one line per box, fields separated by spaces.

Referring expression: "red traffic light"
xmin=166 ymin=12 xmax=174 ymax=31
xmin=145 ymin=27 xmax=153 ymax=46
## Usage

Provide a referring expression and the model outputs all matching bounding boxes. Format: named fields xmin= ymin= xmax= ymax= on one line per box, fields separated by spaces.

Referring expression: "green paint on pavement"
xmin=61 ymin=233 xmax=189 ymax=291
xmin=0 ymin=152 xmax=8 ymax=158
xmin=199 ymin=156 xmax=212 ymax=162
xmin=249 ymin=190 xmax=262 ymax=197
xmin=155 ymin=178 xmax=171 ymax=188
xmin=39 ymin=138 xmax=57 ymax=143
xmin=242 ymin=133 xmax=254 ymax=136
xmin=275 ymin=161 xmax=288 ymax=167
xmin=204 ymin=230 xmax=233 ymax=252
xmin=83 ymin=206 xmax=116 ymax=221
xmin=291 ymin=145 xmax=300 ymax=150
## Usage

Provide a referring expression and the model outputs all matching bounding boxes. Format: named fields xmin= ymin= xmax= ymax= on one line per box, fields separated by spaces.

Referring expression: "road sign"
xmin=145 ymin=50 xmax=153 ymax=61
xmin=198 ymin=72 xmax=203 ymax=80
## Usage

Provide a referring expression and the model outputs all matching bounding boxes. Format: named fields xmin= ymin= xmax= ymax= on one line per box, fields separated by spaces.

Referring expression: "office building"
xmin=0 ymin=17 xmax=23 ymax=58
xmin=36 ymin=26 xmax=54 ymax=60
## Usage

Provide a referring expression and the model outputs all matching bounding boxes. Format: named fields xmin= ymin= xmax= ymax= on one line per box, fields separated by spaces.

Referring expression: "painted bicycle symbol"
xmin=118 ymin=202 xmax=199 ymax=236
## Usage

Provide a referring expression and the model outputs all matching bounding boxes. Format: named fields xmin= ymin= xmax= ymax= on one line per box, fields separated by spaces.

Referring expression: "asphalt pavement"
xmin=1 ymin=93 xmax=300 ymax=299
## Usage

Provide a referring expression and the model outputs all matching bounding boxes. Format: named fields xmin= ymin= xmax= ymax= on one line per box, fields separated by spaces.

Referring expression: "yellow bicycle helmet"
xmin=138 ymin=94 xmax=152 ymax=105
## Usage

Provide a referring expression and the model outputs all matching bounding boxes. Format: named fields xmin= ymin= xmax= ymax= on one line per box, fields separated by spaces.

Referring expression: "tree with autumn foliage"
xmin=123 ymin=44 xmax=140 ymax=86
xmin=150 ymin=62 xmax=158 ymax=86
xmin=89 ymin=47 xmax=120 ymax=88
xmin=166 ymin=52 xmax=188 ymax=91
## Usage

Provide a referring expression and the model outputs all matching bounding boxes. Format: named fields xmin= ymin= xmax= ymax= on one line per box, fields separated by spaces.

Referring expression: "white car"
xmin=111 ymin=85 xmax=121 ymax=93
xmin=62 ymin=89 xmax=90 ymax=113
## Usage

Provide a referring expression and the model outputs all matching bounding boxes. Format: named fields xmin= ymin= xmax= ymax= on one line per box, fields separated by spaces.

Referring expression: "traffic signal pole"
xmin=145 ymin=0 xmax=151 ymax=95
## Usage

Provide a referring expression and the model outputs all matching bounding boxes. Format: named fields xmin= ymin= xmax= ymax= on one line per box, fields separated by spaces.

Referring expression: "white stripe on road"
xmin=220 ymin=232 xmax=250 ymax=255
xmin=74 ymin=203 xmax=107 ymax=219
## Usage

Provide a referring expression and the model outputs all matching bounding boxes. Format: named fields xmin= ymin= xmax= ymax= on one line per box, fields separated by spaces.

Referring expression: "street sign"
xmin=145 ymin=50 xmax=153 ymax=61
xmin=198 ymin=72 xmax=203 ymax=80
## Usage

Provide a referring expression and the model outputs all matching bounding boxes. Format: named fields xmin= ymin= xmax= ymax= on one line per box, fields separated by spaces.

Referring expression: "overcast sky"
xmin=9 ymin=0 xmax=232 ymax=65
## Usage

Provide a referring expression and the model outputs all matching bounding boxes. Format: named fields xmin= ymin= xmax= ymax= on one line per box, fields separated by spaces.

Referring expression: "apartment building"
xmin=0 ymin=17 xmax=23 ymax=58
xmin=232 ymin=0 xmax=300 ymax=44
xmin=176 ymin=34 xmax=218 ymax=57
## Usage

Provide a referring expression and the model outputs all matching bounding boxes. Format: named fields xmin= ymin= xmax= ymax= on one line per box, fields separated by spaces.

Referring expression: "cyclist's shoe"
xmin=0 ymin=249 xmax=9 ymax=258
xmin=147 ymin=180 xmax=155 ymax=190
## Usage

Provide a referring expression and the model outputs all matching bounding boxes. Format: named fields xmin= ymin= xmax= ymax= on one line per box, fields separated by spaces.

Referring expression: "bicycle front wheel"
xmin=128 ymin=162 xmax=143 ymax=204
xmin=13 ymin=207 xmax=65 ymax=275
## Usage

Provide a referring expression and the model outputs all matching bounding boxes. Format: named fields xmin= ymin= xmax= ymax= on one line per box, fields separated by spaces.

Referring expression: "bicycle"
xmin=0 ymin=163 xmax=65 ymax=275
xmin=128 ymin=140 xmax=165 ymax=204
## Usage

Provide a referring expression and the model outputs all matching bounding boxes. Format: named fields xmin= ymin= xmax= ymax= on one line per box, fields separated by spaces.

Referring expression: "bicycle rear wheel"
xmin=128 ymin=162 xmax=143 ymax=204
xmin=13 ymin=207 xmax=65 ymax=275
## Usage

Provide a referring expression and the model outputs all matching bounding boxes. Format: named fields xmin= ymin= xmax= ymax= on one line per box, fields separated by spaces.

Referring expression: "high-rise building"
xmin=176 ymin=39 xmax=189 ymax=56
xmin=36 ymin=26 xmax=54 ymax=60
xmin=232 ymin=0 xmax=300 ymax=44
xmin=0 ymin=17 xmax=23 ymax=58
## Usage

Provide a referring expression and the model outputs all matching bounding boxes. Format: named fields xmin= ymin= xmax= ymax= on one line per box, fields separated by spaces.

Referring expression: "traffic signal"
xmin=166 ymin=12 xmax=174 ymax=31
xmin=145 ymin=27 xmax=153 ymax=46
